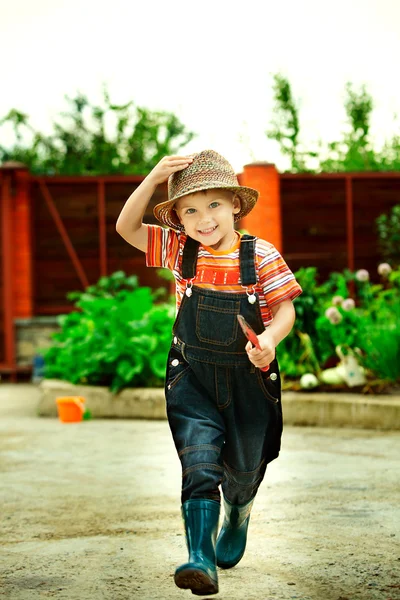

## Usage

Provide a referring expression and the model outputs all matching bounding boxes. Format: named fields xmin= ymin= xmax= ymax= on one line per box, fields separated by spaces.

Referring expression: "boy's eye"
xmin=185 ymin=208 xmax=196 ymax=215
xmin=209 ymin=202 xmax=219 ymax=209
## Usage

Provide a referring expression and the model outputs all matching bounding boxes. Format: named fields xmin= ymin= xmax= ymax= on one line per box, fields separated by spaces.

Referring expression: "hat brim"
xmin=153 ymin=184 xmax=259 ymax=231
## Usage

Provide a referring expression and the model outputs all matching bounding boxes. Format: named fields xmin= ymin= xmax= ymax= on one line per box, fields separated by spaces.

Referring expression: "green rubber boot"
xmin=216 ymin=496 xmax=254 ymax=569
xmin=174 ymin=499 xmax=220 ymax=596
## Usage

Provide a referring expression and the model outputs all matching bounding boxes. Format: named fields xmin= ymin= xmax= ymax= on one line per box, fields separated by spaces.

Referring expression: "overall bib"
xmin=165 ymin=235 xmax=283 ymax=506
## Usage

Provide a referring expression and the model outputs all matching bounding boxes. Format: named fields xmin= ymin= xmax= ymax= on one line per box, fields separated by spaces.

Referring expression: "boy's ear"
xmin=232 ymin=194 xmax=241 ymax=215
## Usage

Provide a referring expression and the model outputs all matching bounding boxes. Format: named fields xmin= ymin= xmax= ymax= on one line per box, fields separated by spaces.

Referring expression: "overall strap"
xmin=181 ymin=236 xmax=200 ymax=279
xmin=181 ymin=233 xmax=257 ymax=284
xmin=239 ymin=235 xmax=258 ymax=286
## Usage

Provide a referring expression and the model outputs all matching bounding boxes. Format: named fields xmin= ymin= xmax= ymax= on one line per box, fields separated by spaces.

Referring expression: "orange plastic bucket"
xmin=56 ymin=396 xmax=86 ymax=423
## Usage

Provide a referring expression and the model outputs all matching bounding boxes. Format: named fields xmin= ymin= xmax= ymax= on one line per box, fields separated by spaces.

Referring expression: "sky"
xmin=1 ymin=0 xmax=400 ymax=171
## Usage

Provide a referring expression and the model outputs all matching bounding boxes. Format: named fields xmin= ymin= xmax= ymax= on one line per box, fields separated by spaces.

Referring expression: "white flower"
xmin=325 ymin=306 xmax=343 ymax=324
xmin=341 ymin=298 xmax=355 ymax=311
xmin=355 ymin=269 xmax=369 ymax=282
xmin=300 ymin=373 xmax=319 ymax=389
xmin=377 ymin=263 xmax=392 ymax=277
xmin=332 ymin=295 xmax=344 ymax=306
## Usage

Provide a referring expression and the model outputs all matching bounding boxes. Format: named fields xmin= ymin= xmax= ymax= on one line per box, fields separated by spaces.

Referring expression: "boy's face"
xmin=174 ymin=189 xmax=241 ymax=251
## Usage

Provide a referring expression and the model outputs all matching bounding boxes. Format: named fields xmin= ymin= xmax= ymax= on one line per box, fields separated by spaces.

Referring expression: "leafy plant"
xmin=354 ymin=268 xmax=400 ymax=382
xmin=40 ymin=271 xmax=175 ymax=392
xmin=358 ymin=318 xmax=400 ymax=382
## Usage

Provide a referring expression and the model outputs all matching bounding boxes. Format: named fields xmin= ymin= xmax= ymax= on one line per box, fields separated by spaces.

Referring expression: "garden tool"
xmin=216 ymin=496 xmax=255 ymax=569
xmin=237 ymin=314 xmax=269 ymax=372
xmin=174 ymin=499 xmax=220 ymax=596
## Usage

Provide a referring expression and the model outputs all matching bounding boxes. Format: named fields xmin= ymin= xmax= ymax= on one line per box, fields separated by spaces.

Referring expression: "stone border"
xmin=37 ymin=379 xmax=400 ymax=430
xmin=38 ymin=379 xmax=167 ymax=420
xmin=282 ymin=391 xmax=400 ymax=430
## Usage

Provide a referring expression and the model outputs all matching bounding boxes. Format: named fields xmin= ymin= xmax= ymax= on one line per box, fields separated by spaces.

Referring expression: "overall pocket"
xmin=196 ymin=296 xmax=240 ymax=346
xmin=256 ymin=363 xmax=280 ymax=404
xmin=165 ymin=347 xmax=190 ymax=392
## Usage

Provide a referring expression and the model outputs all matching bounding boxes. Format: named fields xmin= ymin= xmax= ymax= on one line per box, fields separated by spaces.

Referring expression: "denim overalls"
xmin=165 ymin=235 xmax=283 ymax=506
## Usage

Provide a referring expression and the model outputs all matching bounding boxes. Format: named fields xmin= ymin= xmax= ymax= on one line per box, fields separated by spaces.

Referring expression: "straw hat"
xmin=153 ymin=149 xmax=259 ymax=231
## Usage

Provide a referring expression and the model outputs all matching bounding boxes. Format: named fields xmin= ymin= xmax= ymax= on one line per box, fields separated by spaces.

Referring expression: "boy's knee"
xmin=180 ymin=444 xmax=223 ymax=503
xmin=221 ymin=460 xmax=267 ymax=505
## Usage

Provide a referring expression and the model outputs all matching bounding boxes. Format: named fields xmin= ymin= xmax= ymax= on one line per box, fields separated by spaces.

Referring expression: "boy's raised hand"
xmin=148 ymin=155 xmax=194 ymax=186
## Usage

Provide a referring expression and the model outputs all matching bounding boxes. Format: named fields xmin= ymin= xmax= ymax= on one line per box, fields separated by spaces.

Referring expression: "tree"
xmin=266 ymin=74 xmax=308 ymax=172
xmin=319 ymin=82 xmax=377 ymax=172
xmin=267 ymin=74 xmax=400 ymax=172
xmin=0 ymin=87 xmax=196 ymax=175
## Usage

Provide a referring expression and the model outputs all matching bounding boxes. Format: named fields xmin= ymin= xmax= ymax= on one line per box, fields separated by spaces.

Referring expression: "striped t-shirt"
xmin=146 ymin=225 xmax=302 ymax=328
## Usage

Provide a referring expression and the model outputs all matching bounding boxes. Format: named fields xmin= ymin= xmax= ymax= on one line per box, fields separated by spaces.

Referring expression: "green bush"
xmin=41 ymin=271 xmax=175 ymax=392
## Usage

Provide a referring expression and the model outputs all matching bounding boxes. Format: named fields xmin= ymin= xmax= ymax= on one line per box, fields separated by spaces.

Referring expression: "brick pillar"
xmin=238 ymin=162 xmax=282 ymax=252
xmin=13 ymin=167 xmax=33 ymax=317
xmin=1 ymin=163 xmax=33 ymax=318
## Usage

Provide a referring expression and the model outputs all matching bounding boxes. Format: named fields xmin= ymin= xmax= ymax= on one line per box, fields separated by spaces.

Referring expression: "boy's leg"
xmin=221 ymin=358 xmax=282 ymax=502
xmin=216 ymin=359 xmax=282 ymax=568
xmin=165 ymin=350 xmax=226 ymax=503
xmin=165 ymin=349 xmax=225 ymax=594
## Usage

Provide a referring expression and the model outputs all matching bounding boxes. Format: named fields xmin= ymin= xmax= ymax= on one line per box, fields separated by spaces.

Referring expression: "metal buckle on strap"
xmin=241 ymin=285 xmax=257 ymax=304
xmin=185 ymin=278 xmax=194 ymax=297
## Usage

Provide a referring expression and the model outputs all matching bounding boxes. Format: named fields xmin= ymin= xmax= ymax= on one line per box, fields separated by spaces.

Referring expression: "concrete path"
xmin=0 ymin=384 xmax=400 ymax=600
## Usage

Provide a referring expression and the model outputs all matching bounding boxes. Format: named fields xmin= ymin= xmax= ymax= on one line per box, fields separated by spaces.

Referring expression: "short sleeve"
xmin=145 ymin=224 xmax=180 ymax=271
xmin=257 ymin=239 xmax=302 ymax=307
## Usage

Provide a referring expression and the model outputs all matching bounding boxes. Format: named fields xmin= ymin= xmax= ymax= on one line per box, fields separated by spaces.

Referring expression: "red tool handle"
xmin=237 ymin=315 xmax=269 ymax=372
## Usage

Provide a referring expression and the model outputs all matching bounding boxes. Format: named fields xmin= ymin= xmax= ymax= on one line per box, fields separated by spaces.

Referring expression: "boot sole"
xmin=174 ymin=567 xmax=218 ymax=596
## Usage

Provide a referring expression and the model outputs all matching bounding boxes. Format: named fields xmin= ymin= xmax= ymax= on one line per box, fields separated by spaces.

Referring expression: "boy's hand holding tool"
xmin=237 ymin=315 xmax=274 ymax=372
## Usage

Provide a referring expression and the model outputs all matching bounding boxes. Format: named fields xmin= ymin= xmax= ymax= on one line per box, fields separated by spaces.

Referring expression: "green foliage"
xmin=356 ymin=270 xmax=400 ymax=381
xmin=278 ymin=265 xmax=400 ymax=385
xmin=38 ymin=265 xmax=400 ymax=391
xmin=0 ymin=87 xmax=195 ymax=175
xmin=267 ymin=74 xmax=400 ymax=173
xmin=40 ymin=271 xmax=175 ymax=392
xmin=278 ymin=267 xmax=354 ymax=375
xmin=314 ymin=307 xmax=361 ymax=365
xmin=376 ymin=204 xmax=400 ymax=266
xmin=278 ymin=331 xmax=321 ymax=378
xmin=358 ymin=319 xmax=400 ymax=382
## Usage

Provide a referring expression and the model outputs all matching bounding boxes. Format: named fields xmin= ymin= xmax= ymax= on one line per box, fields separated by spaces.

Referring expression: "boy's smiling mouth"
xmin=198 ymin=226 xmax=218 ymax=235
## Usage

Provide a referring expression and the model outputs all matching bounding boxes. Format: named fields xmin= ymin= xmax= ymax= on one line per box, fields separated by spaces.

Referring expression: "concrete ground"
xmin=0 ymin=384 xmax=400 ymax=600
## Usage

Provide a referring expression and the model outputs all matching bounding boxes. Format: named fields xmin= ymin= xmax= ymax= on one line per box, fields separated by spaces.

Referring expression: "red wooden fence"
xmin=280 ymin=172 xmax=400 ymax=278
xmin=1 ymin=162 xmax=399 ymax=379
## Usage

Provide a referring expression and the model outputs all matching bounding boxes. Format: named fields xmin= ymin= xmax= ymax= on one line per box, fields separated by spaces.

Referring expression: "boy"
xmin=116 ymin=150 xmax=302 ymax=596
